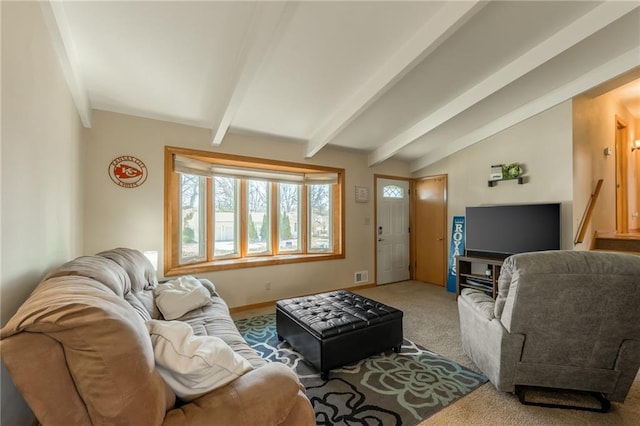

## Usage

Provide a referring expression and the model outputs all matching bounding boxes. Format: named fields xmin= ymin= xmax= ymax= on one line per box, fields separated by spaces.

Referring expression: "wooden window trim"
xmin=206 ymin=178 xmax=213 ymax=261
xmin=164 ymin=146 xmax=345 ymax=276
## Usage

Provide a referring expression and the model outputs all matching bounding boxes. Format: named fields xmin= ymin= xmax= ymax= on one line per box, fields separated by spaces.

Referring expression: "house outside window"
xmin=165 ymin=146 xmax=344 ymax=275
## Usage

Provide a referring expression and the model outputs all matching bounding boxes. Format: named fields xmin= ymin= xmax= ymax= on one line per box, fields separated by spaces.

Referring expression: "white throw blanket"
xmin=146 ymin=320 xmax=253 ymax=401
xmin=153 ymin=276 xmax=212 ymax=320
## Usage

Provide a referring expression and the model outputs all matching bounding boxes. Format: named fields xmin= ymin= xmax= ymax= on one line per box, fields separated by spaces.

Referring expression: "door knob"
xmin=437 ymin=237 xmax=443 ymax=241
xmin=378 ymin=238 xmax=384 ymax=242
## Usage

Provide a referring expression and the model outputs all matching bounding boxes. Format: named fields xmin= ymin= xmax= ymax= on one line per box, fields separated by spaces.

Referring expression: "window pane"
xmin=213 ymin=177 xmax=238 ymax=257
xmin=247 ymin=180 xmax=271 ymax=254
xmin=180 ymin=174 xmax=206 ymax=262
xmin=278 ymin=183 xmax=301 ymax=252
xmin=308 ymin=184 xmax=332 ymax=252
xmin=383 ymin=184 xmax=404 ymax=198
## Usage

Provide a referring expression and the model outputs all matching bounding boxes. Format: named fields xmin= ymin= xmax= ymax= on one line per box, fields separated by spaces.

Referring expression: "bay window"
xmin=165 ymin=146 xmax=344 ymax=275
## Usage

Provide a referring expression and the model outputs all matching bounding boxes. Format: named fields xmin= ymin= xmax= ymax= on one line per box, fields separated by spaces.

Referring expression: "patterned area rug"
xmin=235 ymin=314 xmax=487 ymax=425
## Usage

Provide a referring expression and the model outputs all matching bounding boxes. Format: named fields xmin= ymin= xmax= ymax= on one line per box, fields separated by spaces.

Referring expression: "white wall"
xmin=412 ymin=102 xmax=575 ymax=253
xmin=1 ymin=2 xmax=84 ymax=424
xmin=83 ymin=110 xmax=410 ymax=308
xmin=573 ymin=93 xmax=638 ymax=249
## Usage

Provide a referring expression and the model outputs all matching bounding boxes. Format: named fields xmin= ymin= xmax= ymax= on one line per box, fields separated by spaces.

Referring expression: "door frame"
xmin=615 ymin=115 xmax=629 ymax=233
xmin=373 ymin=174 xmax=415 ymax=284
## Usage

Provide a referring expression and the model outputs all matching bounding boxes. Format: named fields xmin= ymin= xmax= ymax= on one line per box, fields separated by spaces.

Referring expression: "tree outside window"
xmin=213 ymin=177 xmax=238 ymax=257
xmin=247 ymin=180 xmax=270 ymax=254
xmin=309 ymin=184 xmax=332 ymax=252
xmin=180 ymin=174 xmax=205 ymax=262
xmin=278 ymin=183 xmax=300 ymax=252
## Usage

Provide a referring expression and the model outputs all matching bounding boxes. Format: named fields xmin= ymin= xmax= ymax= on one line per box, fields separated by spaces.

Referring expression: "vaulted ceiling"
xmin=42 ymin=1 xmax=640 ymax=171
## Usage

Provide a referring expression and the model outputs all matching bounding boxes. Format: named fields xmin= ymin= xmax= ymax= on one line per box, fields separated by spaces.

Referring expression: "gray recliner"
xmin=458 ymin=250 xmax=640 ymax=406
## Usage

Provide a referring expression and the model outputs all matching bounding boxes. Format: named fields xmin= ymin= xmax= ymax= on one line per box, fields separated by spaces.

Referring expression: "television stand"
xmin=456 ymin=255 xmax=504 ymax=299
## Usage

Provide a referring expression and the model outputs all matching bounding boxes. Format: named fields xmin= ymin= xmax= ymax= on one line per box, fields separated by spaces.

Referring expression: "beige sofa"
xmin=0 ymin=248 xmax=315 ymax=425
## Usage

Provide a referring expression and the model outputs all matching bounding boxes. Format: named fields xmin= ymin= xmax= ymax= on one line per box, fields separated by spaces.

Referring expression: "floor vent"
xmin=354 ymin=271 xmax=369 ymax=284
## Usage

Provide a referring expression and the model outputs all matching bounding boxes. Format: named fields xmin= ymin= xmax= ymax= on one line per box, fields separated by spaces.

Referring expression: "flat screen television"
xmin=465 ymin=203 xmax=561 ymax=259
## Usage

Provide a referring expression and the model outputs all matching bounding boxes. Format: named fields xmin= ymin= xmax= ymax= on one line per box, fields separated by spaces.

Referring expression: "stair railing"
xmin=574 ymin=179 xmax=603 ymax=245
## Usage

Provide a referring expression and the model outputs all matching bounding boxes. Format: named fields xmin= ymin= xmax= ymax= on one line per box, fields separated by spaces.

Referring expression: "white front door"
xmin=376 ymin=178 xmax=410 ymax=285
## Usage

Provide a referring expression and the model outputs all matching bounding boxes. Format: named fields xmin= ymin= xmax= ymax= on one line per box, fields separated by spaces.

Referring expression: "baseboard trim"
xmin=228 ymin=283 xmax=377 ymax=313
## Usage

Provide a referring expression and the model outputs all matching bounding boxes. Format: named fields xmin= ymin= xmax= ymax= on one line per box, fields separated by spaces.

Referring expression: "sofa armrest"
xmin=458 ymin=291 xmax=525 ymax=392
xmin=1 ymin=332 xmax=93 ymax=426
xmin=162 ymin=363 xmax=314 ymax=426
xmin=460 ymin=288 xmax=495 ymax=320
xmin=197 ymin=278 xmax=218 ymax=297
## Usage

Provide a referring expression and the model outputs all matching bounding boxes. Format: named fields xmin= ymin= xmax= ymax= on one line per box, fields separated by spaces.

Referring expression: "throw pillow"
xmin=146 ymin=320 xmax=253 ymax=401
xmin=154 ymin=276 xmax=212 ymax=320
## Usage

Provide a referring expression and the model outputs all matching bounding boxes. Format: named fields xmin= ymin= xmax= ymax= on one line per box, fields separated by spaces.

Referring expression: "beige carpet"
xmin=231 ymin=281 xmax=640 ymax=425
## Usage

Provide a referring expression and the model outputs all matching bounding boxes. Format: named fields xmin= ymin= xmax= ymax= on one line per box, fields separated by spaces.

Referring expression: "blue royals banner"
xmin=446 ymin=216 xmax=465 ymax=293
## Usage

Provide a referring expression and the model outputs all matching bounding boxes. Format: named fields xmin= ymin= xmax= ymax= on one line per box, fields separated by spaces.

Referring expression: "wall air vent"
xmin=354 ymin=271 xmax=369 ymax=284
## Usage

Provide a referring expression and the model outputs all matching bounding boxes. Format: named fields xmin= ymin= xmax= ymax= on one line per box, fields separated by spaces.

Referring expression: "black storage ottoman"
xmin=276 ymin=290 xmax=403 ymax=379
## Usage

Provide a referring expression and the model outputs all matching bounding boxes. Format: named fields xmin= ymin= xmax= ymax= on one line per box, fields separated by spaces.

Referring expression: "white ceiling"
xmin=612 ymin=79 xmax=640 ymax=118
xmin=43 ymin=1 xmax=640 ymax=171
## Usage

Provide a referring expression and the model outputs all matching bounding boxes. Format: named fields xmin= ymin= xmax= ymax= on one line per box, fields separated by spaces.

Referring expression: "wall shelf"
xmin=488 ymin=176 xmax=525 ymax=187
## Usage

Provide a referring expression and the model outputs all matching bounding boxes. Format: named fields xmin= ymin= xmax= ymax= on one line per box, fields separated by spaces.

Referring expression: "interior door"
xmin=376 ymin=178 xmax=410 ymax=285
xmin=414 ymin=175 xmax=447 ymax=286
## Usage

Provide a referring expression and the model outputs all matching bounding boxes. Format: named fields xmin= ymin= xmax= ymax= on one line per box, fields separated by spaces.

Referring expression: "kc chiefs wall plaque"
xmin=108 ymin=155 xmax=148 ymax=188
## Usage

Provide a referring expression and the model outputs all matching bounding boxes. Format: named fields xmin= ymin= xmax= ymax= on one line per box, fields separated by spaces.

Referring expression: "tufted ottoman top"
xmin=276 ymin=290 xmax=403 ymax=339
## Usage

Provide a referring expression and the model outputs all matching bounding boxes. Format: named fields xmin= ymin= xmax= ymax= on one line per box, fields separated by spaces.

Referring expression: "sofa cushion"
xmin=97 ymin=247 xmax=158 ymax=291
xmin=154 ymin=276 xmax=212 ymax=320
xmin=146 ymin=320 xmax=253 ymax=401
xmin=179 ymin=297 xmax=267 ymax=368
xmin=43 ymin=255 xmax=131 ymax=297
xmin=98 ymin=247 xmax=161 ymax=319
xmin=42 ymin=255 xmax=154 ymax=321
